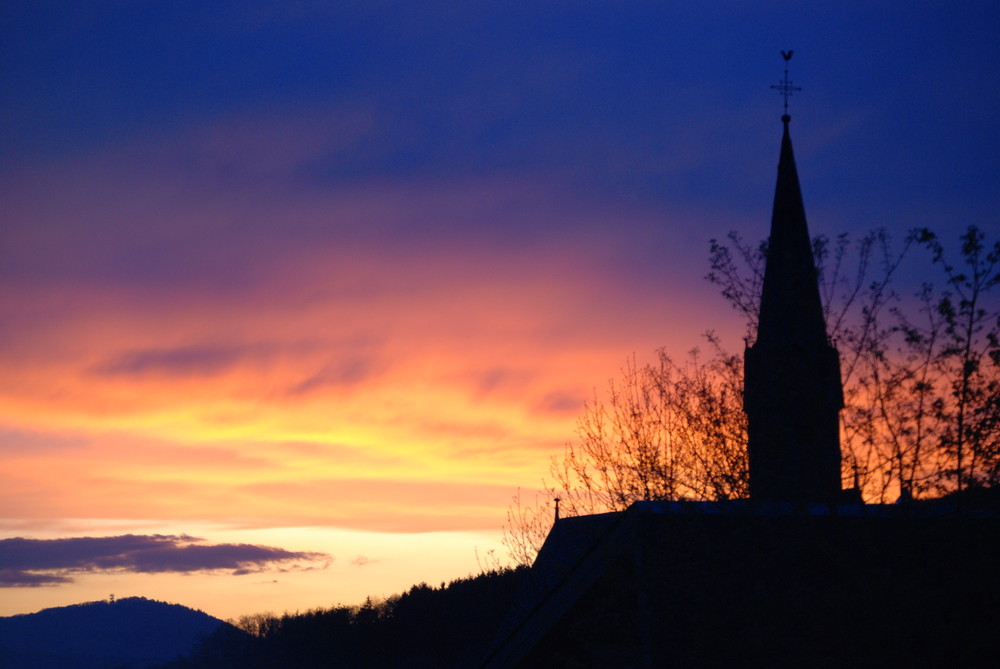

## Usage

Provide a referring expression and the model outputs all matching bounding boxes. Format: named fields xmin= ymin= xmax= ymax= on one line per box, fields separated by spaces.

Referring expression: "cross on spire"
xmin=770 ymin=50 xmax=801 ymax=118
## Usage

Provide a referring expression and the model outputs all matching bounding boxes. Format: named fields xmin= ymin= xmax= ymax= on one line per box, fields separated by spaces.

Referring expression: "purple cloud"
xmin=0 ymin=427 xmax=89 ymax=454
xmin=0 ymin=535 xmax=330 ymax=587
xmin=535 ymin=389 xmax=586 ymax=415
xmin=0 ymin=569 xmax=73 ymax=587
xmin=90 ymin=345 xmax=259 ymax=378
xmin=286 ymin=356 xmax=380 ymax=396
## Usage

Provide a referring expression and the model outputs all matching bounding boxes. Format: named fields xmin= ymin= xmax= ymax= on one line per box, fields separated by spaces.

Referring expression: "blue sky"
xmin=6 ymin=2 xmax=997 ymax=221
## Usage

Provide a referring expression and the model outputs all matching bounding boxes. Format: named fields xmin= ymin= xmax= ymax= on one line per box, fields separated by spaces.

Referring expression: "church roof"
xmin=482 ymin=500 xmax=1000 ymax=668
xmin=482 ymin=511 xmax=623 ymax=668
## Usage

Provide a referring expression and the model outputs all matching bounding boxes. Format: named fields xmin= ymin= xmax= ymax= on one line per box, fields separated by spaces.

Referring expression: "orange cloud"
xmin=0 ymin=113 xmax=745 ymax=542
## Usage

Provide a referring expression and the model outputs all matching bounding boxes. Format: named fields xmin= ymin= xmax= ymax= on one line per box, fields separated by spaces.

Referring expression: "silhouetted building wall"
xmin=744 ymin=115 xmax=844 ymax=503
xmin=484 ymin=502 xmax=1000 ymax=668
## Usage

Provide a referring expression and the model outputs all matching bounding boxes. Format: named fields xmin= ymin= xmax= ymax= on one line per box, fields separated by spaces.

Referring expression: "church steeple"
xmin=744 ymin=58 xmax=844 ymax=504
xmin=756 ymin=115 xmax=829 ymax=351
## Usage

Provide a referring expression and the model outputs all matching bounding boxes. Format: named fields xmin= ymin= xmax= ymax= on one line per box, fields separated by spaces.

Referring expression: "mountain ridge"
xmin=0 ymin=596 xmax=241 ymax=669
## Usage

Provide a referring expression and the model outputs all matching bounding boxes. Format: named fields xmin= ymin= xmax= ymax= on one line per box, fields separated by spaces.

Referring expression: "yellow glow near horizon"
xmin=0 ymin=520 xmax=510 ymax=620
xmin=0 ymin=146 xmax=744 ymax=621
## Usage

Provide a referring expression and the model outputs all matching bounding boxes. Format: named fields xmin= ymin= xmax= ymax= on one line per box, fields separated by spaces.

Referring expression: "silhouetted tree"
xmin=502 ymin=226 xmax=999 ymax=564
xmin=705 ymin=226 xmax=998 ymax=501
xmin=231 ymin=612 xmax=279 ymax=639
xmin=711 ymin=226 xmax=1000 ymax=499
xmin=920 ymin=227 xmax=1000 ymax=491
xmin=503 ymin=339 xmax=749 ymax=565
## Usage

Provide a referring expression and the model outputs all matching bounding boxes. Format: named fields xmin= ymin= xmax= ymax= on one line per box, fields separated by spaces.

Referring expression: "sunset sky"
xmin=2 ymin=2 xmax=998 ymax=620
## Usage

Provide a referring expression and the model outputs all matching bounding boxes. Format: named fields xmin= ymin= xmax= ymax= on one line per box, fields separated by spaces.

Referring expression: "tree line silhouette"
xmin=157 ymin=567 xmax=526 ymax=669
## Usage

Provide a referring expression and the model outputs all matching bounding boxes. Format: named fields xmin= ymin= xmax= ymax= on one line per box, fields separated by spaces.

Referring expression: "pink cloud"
xmin=0 ymin=110 xmax=748 ymax=537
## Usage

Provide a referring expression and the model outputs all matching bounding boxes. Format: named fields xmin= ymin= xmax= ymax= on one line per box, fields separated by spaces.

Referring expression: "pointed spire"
xmin=755 ymin=115 xmax=828 ymax=350
xmin=743 ymin=58 xmax=845 ymax=504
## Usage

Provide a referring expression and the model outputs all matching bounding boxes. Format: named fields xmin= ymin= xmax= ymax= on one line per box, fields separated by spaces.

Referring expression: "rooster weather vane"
xmin=771 ymin=50 xmax=801 ymax=118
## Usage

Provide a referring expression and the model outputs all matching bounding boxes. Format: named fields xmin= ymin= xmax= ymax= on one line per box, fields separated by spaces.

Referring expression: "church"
xmin=481 ymin=63 xmax=1000 ymax=668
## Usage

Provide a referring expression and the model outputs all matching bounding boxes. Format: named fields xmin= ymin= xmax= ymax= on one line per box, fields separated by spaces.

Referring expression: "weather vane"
xmin=770 ymin=50 xmax=801 ymax=118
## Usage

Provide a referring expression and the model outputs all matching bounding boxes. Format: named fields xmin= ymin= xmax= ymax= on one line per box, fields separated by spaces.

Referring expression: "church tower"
xmin=744 ymin=59 xmax=844 ymax=503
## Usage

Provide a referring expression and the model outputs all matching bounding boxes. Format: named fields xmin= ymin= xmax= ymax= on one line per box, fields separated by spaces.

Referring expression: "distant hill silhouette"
xmin=0 ymin=596 xmax=242 ymax=669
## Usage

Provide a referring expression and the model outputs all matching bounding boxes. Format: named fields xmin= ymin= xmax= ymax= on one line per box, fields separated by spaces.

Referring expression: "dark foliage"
xmin=160 ymin=566 xmax=526 ymax=669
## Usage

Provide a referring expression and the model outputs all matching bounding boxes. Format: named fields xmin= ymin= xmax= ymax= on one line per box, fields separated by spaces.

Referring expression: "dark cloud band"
xmin=0 ymin=535 xmax=330 ymax=587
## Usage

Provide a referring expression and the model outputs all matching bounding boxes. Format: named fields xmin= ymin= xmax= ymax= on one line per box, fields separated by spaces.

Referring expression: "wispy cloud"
xmin=90 ymin=345 xmax=264 ymax=378
xmin=0 ymin=570 xmax=73 ymax=587
xmin=0 ymin=535 xmax=330 ymax=587
xmin=0 ymin=427 xmax=89 ymax=454
xmin=534 ymin=389 xmax=587 ymax=415
xmin=285 ymin=356 xmax=381 ymax=396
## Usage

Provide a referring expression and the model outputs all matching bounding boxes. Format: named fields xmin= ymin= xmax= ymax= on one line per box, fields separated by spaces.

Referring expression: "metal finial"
xmin=770 ymin=50 xmax=801 ymax=118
